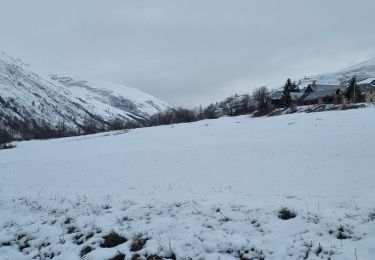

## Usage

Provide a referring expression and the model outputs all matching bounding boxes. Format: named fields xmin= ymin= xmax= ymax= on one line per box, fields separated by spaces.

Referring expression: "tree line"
xmin=149 ymin=75 xmax=365 ymax=127
xmin=148 ymin=86 xmax=273 ymax=126
xmin=0 ymin=85 xmax=276 ymax=148
xmin=1 ymin=76 xmax=363 ymax=148
xmin=0 ymin=115 xmax=142 ymax=150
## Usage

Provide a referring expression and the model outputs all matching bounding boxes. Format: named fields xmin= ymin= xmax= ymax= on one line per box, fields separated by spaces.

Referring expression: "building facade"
xmin=365 ymin=87 xmax=375 ymax=103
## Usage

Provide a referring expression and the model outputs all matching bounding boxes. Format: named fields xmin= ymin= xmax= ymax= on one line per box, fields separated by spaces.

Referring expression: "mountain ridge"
xmin=0 ymin=52 xmax=171 ymax=139
xmin=298 ymin=56 xmax=375 ymax=88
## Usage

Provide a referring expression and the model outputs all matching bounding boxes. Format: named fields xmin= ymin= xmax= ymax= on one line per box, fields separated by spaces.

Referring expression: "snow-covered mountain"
xmin=0 ymin=52 xmax=171 ymax=138
xmin=299 ymin=57 xmax=375 ymax=88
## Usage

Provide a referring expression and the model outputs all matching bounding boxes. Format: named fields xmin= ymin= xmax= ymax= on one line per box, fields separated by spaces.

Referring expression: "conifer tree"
xmin=282 ymin=78 xmax=293 ymax=107
xmin=345 ymin=76 xmax=360 ymax=103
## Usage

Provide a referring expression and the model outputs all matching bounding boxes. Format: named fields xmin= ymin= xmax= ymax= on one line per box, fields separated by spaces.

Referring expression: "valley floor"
xmin=1 ymin=108 xmax=375 ymax=259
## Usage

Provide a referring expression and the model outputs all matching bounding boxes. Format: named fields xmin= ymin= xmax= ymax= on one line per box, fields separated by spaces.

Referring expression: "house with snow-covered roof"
xmin=305 ymin=81 xmax=346 ymax=93
xmin=298 ymin=88 xmax=347 ymax=106
xmin=296 ymin=81 xmax=347 ymax=105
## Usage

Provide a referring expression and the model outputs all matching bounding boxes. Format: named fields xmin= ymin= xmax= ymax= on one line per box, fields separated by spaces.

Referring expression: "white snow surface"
xmin=1 ymin=108 xmax=375 ymax=259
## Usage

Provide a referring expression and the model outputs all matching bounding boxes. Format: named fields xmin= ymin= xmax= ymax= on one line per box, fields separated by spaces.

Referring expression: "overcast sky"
xmin=1 ymin=0 xmax=375 ymax=107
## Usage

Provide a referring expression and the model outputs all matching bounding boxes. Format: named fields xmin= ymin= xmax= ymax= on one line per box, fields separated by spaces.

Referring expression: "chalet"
xmin=270 ymin=78 xmax=375 ymax=108
xmin=298 ymin=88 xmax=347 ymax=106
xmin=297 ymin=83 xmax=347 ymax=105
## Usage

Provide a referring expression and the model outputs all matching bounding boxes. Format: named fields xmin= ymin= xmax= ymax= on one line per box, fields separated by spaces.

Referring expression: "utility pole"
xmin=351 ymin=77 xmax=356 ymax=103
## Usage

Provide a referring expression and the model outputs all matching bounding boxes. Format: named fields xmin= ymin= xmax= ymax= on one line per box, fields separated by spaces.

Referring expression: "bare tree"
xmin=253 ymin=86 xmax=271 ymax=112
xmin=0 ymin=129 xmax=13 ymax=149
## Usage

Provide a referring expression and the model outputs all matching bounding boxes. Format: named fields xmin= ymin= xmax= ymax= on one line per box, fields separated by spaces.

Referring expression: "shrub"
xmin=100 ymin=231 xmax=127 ymax=248
xmin=368 ymin=210 xmax=375 ymax=221
xmin=80 ymin=245 xmax=93 ymax=257
xmin=131 ymin=254 xmax=141 ymax=260
xmin=109 ymin=250 xmax=126 ymax=260
xmin=130 ymin=233 xmax=149 ymax=252
xmin=278 ymin=207 xmax=296 ymax=220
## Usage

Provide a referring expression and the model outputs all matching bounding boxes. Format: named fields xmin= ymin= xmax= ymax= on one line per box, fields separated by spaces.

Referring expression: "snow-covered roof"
xmin=290 ymin=92 xmax=304 ymax=101
xmin=270 ymin=90 xmax=283 ymax=100
xmin=269 ymin=91 xmax=303 ymax=101
xmin=303 ymin=89 xmax=336 ymax=101
xmin=307 ymin=84 xmax=345 ymax=92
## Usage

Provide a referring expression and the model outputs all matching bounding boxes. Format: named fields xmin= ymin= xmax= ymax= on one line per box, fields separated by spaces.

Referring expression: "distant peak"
xmin=338 ymin=57 xmax=375 ymax=72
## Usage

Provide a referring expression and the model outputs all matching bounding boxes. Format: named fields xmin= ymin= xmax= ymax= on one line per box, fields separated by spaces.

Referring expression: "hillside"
xmin=0 ymin=52 xmax=171 ymax=138
xmin=1 ymin=108 xmax=375 ymax=259
xmin=299 ymin=57 xmax=375 ymax=88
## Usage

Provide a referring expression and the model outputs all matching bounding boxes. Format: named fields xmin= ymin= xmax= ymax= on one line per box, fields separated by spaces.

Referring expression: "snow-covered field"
xmin=1 ymin=108 xmax=375 ymax=259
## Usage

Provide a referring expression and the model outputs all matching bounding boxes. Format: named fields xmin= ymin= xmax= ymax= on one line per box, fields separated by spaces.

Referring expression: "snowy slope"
xmin=299 ymin=57 xmax=375 ymax=88
xmin=0 ymin=52 xmax=171 ymax=136
xmin=1 ymin=108 xmax=375 ymax=259
xmin=49 ymin=76 xmax=171 ymax=120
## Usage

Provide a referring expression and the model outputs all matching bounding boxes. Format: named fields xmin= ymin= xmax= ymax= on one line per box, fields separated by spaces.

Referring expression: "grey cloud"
xmin=1 ymin=0 xmax=375 ymax=107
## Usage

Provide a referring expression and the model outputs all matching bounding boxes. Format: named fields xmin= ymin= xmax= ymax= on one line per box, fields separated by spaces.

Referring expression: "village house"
xmin=298 ymin=84 xmax=347 ymax=106
xmin=269 ymin=78 xmax=375 ymax=107
xmin=270 ymin=82 xmax=348 ymax=107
